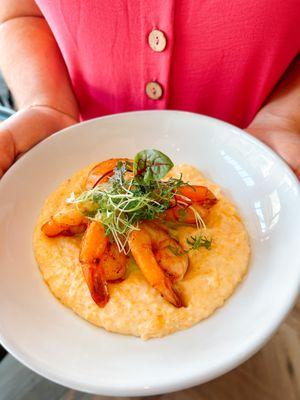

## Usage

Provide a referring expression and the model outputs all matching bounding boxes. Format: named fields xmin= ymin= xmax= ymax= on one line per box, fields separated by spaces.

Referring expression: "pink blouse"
xmin=36 ymin=0 xmax=300 ymax=128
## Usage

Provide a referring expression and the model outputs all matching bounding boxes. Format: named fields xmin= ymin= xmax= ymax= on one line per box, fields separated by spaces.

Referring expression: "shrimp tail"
xmin=156 ymin=276 xmax=184 ymax=308
xmin=81 ymin=263 xmax=109 ymax=307
xmin=129 ymin=228 xmax=184 ymax=308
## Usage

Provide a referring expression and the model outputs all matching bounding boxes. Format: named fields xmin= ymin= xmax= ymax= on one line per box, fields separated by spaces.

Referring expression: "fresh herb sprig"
xmin=187 ymin=234 xmax=212 ymax=250
xmin=133 ymin=149 xmax=174 ymax=184
xmin=67 ymin=149 xmax=209 ymax=253
xmin=168 ymin=234 xmax=212 ymax=256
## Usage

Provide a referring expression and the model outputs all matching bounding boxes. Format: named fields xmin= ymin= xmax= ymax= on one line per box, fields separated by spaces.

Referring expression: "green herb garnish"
xmin=133 ymin=149 xmax=174 ymax=184
xmin=168 ymin=234 xmax=212 ymax=256
xmin=186 ymin=234 xmax=212 ymax=250
xmin=67 ymin=149 xmax=207 ymax=253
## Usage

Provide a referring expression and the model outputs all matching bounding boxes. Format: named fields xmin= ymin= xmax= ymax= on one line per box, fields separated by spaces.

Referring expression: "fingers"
xmin=0 ymin=126 xmax=15 ymax=176
xmin=3 ymin=106 xmax=76 ymax=155
xmin=0 ymin=105 xmax=77 ymax=177
xmin=293 ymin=166 xmax=300 ymax=180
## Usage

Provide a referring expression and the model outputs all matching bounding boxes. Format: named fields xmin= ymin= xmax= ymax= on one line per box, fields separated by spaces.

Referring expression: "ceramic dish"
xmin=0 ymin=110 xmax=299 ymax=396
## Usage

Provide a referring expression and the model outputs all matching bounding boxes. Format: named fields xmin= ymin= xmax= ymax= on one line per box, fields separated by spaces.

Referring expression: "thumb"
xmin=0 ymin=125 xmax=15 ymax=177
xmin=0 ymin=106 xmax=77 ymax=177
xmin=293 ymin=166 xmax=300 ymax=180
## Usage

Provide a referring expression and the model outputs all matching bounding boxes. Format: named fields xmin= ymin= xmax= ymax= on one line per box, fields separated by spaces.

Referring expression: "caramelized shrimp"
xmin=100 ymin=242 xmax=127 ymax=282
xmin=129 ymin=223 xmax=186 ymax=307
xmin=42 ymin=208 xmax=88 ymax=237
xmin=79 ymin=221 xmax=108 ymax=263
xmin=79 ymin=221 xmax=109 ymax=306
xmin=86 ymin=158 xmax=131 ymax=189
xmin=176 ymin=185 xmax=217 ymax=207
xmin=142 ymin=222 xmax=189 ymax=281
xmin=43 ymin=206 xmax=128 ymax=307
xmin=164 ymin=185 xmax=217 ymax=224
xmin=80 ymin=221 xmax=128 ymax=307
xmin=164 ymin=203 xmax=209 ymax=224
xmin=80 ymin=263 xmax=108 ymax=307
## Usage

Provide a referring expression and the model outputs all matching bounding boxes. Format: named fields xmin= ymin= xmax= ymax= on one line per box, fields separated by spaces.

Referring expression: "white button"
xmin=148 ymin=29 xmax=167 ymax=52
xmin=146 ymin=82 xmax=163 ymax=100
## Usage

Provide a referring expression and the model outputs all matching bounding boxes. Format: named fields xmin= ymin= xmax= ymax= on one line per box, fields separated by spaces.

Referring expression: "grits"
xmin=33 ymin=163 xmax=250 ymax=339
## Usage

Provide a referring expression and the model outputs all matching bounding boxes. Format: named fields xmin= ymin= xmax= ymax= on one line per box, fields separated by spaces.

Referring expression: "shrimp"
xmin=164 ymin=203 xmax=209 ymax=224
xmin=79 ymin=221 xmax=128 ymax=306
xmin=142 ymin=222 xmax=189 ymax=281
xmin=41 ymin=208 xmax=88 ymax=237
xmin=79 ymin=221 xmax=110 ymax=307
xmin=176 ymin=185 xmax=217 ymax=207
xmin=129 ymin=222 xmax=187 ymax=307
xmin=43 ymin=212 xmax=128 ymax=306
xmin=43 ymin=158 xmax=133 ymax=236
xmin=164 ymin=185 xmax=217 ymax=224
xmin=85 ymin=158 xmax=131 ymax=190
xmin=100 ymin=242 xmax=127 ymax=282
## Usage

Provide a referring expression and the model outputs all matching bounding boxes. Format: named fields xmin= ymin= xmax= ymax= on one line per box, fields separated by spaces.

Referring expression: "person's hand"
xmin=0 ymin=105 xmax=77 ymax=177
xmin=246 ymin=112 xmax=300 ymax=179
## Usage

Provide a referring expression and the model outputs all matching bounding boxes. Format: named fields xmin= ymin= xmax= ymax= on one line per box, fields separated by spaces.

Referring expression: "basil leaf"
xmin=133 ymin=149 xmax=174 ymax=183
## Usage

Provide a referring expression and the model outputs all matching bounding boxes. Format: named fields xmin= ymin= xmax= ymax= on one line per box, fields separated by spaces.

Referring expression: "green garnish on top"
xmin=168 ymin=234 xmax=212 ymax=256
xmin=133 ymin=149 xmax=174 ymax=184
xmin=186 ymin=234 xmax=212 ymax=250
xmin=67 ymin=149 xmax=208 ymax=253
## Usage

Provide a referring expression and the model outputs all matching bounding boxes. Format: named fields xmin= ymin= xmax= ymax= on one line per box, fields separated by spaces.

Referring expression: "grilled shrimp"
xmin=129 ymin=222 xmax=188 ymax=307
xmin=79 ymin=221 xmax=110 ymax=307
xmin=85 ymin=158 xmax=131 ymax=189
xmin=142 ymin=222 xmax=189 ymax=281
xmin=43 ymin=214 xmax=127 ymax=306
xmin=42 ymin=165 xmax=216 ymax=308
xmin=41 ymin=208 xmax=88 ymax=237
xmin=100 ymin=242 xmax=127 ymax=282
xmin=164 ymin=185 xmax=217 ymax=224
xmin=176 ymin=185 xmax=217 ymax=206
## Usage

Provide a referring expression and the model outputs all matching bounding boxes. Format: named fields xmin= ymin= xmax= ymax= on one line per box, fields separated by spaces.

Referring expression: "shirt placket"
xmin=139 ymin=0 xmax=175 ymax=109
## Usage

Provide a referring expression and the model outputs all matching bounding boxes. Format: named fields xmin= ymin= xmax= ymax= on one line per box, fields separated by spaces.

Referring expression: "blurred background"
xmin=0 ymin=75 xmax=14 ymax=117
xmin=0 ymin=74 xmax=14 ymax=364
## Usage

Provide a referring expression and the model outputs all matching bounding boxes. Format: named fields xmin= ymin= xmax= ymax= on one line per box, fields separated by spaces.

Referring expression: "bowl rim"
xmin=0 ymin=110 xmax=299 ymax=396
xmin=1 ymin=109 xmax=299 ymax=187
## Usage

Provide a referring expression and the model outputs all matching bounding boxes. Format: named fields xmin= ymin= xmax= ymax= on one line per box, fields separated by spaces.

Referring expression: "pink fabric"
xmin=36 ymin=0 xmax=300 ymax=128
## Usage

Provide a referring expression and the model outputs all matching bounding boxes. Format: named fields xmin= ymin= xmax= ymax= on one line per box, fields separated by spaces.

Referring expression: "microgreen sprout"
xmin=168 ymin=234 xmax=212 ymax=256
xmin=67 ymin=150 xmax=209 ymax=253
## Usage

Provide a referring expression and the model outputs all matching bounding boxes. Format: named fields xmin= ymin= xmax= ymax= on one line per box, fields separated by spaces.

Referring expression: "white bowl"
xmin=0 ymin=111 xmax=299 ymax=396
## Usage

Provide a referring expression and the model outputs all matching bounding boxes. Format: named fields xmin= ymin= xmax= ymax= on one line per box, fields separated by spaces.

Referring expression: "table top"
xmin=0 ymin=296 xmax=299 ymax=400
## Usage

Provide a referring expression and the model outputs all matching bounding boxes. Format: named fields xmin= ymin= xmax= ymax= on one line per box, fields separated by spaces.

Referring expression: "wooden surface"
xmin=0 ymin=296 xmax=299 ymax=400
